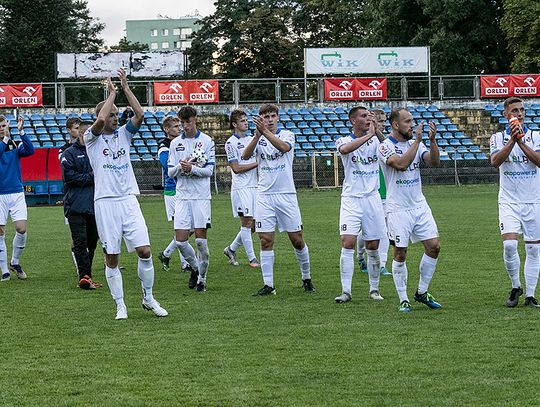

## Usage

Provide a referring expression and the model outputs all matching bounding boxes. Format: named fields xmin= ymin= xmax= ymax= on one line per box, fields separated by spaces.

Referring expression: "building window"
xmin=173 ymin=28 xmax=180 ymax=36
xmin=151 ymin=42 xmax=158 ymax=50
xmin=150 ymin=29 xmax=158 ymax=37
xmin=180 ymin=28 xmax=192 ymax=38
xmin=162 ymin=42 xmax=169 ymax=49
xmin=162 ymin=29 xmax=168 ymax=36
xmin=174 ymin=41 xmax=181 ymax=49
xmin=183 ymin=40 xmax=192 ymax=49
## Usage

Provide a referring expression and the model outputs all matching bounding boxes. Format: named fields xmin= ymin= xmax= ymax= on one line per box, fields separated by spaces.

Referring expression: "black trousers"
xmin=67 ymin=213 xmax=99 ymax=280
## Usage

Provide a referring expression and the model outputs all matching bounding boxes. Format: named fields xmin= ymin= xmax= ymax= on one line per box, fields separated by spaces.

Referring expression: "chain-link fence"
xmin=133 ymin=153 xmax=499 ymax=194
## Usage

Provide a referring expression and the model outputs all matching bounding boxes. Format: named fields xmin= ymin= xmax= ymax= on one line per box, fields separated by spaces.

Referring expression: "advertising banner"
xmin=187 ymin=80 xmax=219 ymax=104
xmin=0 ymin=84 xmax=43 ymax=107
xmin=356 ymin=78 xmax=387 ymax=100
xmin=480 ymin=76 xmax=512 ymax=98
xmin=153 ymin=81 xmax=188 ymax=104
xmin=510 ymin=75 xmax=540 ymax=97
xmin=306 ymin=47 xmax=429 ymax=74
xmin=323 ymin=78 xmax=387 ymax=101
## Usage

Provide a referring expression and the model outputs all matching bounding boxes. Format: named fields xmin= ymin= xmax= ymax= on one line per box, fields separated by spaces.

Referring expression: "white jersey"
xmin=490 ymin=129 xmax=540 ymax=204
xmin=84 ymin=123 xmax=140 ymax=201
xmin=377 ymin=136 xmax=428 ymax=212
xmin=255 ymin=129 xmax=296 ymax=194
xmin=225 ymin=133 xmax=258 ymax=190
xmin=167 ymin=130 xmax=215 ymax=200
xmin=336 ymin=134 xmax=380 ymax=198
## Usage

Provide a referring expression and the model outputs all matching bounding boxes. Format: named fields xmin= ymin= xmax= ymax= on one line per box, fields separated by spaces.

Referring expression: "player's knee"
xmin=365 ymin=240 xmax=379 ymax=251
xmin=0 ymin=226 xmax=5 ymax=236
xmin=14 ymin=226 xmax=26 ymax=234
xmin=427 ymin=243 xmax=440 ymax=257
xmin=503 ymin=239 xmax=518 ymax=258
xmin=259 ymin=236 xmax=273 ymax=250
xmin=195 ymin=238 xmax=209 ymax=258
xmin=394 ymin=248 xmax=407 ymax=262
xmin=106 ymin=254 xmax=119 ymax=268
xmin=340 ymin=236 xmax=356 ymax=250
xmin=525 ymin=243 xmax=540 ymax=259
xmin=136 ymin=246 xmax=151 ymax=259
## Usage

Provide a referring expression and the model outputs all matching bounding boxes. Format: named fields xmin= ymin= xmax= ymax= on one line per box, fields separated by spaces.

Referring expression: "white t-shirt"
xmin=490 ymin=128 xmax=540 ymax=204
xmin=167 ymin=130 xmax=215 ymax=200
xmin=255 ymin=129 xmax=296 ymax=194
xmin=377 ymin=136 xmax=428 ymax=212
xmin=84 ymin=123 xmax=140 ymax=201
xmin=336 ymin=134 xmax=380 ymax=198
xmin=225 ymin=133 xmax=258 ymax=191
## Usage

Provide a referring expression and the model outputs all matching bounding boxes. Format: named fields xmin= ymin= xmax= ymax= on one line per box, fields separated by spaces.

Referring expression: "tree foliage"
xmin=501 ymin=0 xmax=540 ymax=73
xmin=108 ymin=37 xmax=148 ymax=52
xmin=0 ymin=0 xmax=104 ymax=82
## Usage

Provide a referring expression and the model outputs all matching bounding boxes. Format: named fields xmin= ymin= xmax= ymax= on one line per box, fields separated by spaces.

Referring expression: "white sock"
xmin=503 ymin=240 xmax=521 ymax=288
xmin=260 ymin=250 xmax=274 ymax=287
xmin=195 ymin=238 xmax=209 ymax=283
xmin=176 ymin=240 xmax=199 ymax=271
xmin=105 ymin=266 xmax=125 ymax=307
xmin=392 ymin=260 xmax=409 ymax=303
xmin=11 ymin=231 xmax=26 ymax=266
xmin=230 ymin=230 xmax=243 ymax=252
xmin=418 ymin=253 xmax=438 ymax=294
xmin=524 ymin=244 xmax=540 ymax=298
xmin=0 ymin=235 xmax=8 ymax=274
xmin=163 ymin=238 xmax=176 ymax=258
xmin=295 ymin=245 xmax=311 ymax=280
xmin=137 ymin=256 xmax=154 ymax=301
xmin=366 ymin=249 xmax=381 ymax=292
xmin=178 ymin=248 xmax=188 ymax=269
xmin=340 ymin=248 xmax=355 ymax=294
xmin=379 ymin=238 xmax=390 ymax=267
xmin=357 ymin=237 xmax=365 ymax=260
xmin=241 ymin=226 xmax=256 ymax=260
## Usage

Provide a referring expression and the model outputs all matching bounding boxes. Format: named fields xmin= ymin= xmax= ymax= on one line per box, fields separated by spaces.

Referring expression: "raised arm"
xmin=516 ymin=133 xmax=540 ymax=167
xmin=253 ymin=116 xmax=290 ymax=152
xmin=17 ymin=116 xmax=34 ymax=157
xmin=118 ymin=68 xmax=143 ymax=129
xmin=338 ymin=133 xmax=375 ymax=155
xmin=89 ymin=77 xmax=116 ymax=138
xmin=241 ymin=133 xmax=260 ymax=161
xmin=421 ymin=122 xmax=439 ymax=167
xmin=385 ymin=125 xmax=423 ymax=171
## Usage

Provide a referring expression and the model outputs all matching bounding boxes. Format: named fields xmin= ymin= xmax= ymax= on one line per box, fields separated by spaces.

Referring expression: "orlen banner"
xmin=324 ymin=78 xmax=387 ymax=101
xmin=0 ymin=84 xmax=43 ymax=107
xmin=511 ymin=75 xmax=540 ymax=97
xmin=153 ymin=80 xmax=219 ymax=105
xmin=480 ymin=76 xmax=511 ymax=98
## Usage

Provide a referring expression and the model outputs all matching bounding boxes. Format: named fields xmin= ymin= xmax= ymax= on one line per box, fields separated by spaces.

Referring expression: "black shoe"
xmin=158 ymin=252 xmax=170 ymax=272
xmin=188 ymin=268 xmax=198 ymax=289
xmin=302 ymin=278 xmax=315 ymax=293
xmin=506 ymin=287 xmax=523 ymax=307
xmin=523 ymin=296 xmax=540 ymax=308
xmin=252 ymin=285 xmax=276 ymax=296
xmin=196 ymin=282 xmax=206 ymax=292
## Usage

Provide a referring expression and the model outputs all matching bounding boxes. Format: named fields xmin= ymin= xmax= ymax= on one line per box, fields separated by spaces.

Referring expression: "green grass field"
xmin=1 ymin=184 xmax=538 ymax=406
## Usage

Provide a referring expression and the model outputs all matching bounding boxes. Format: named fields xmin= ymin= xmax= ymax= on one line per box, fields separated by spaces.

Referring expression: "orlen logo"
xmin=160 ymin=82 xmax=184 ymax=102
xmin=485 ymin=77 xmax=509 ymax=95
xmin=514 ymin=76 xmax=537 ymax=95
xmin=329 ymin=80 xmax=353 ymax=99
xmin=190 ymin=82 xmax=216 ymax=101
xmin=102 ymin=148 xmax=127 ymax=159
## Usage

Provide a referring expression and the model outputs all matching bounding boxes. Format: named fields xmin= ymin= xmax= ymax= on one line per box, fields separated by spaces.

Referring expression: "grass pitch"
xmin=1 ymin=184 xmax=538 ymax=406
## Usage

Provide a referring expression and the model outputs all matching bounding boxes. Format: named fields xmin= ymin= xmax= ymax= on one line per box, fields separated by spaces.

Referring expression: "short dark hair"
xmin=229 ymin=109 xmax=247 ymax=129
xmin=503 ymin=97 xmax=523 ymax=110
xmin=389 ymin=108 xmax=408 ymax=125
xmin=66 ymin=117 xmax=82 ymax=129
xmin=259 ymin=104 xmax=279 ymax=116
xmin=178 ymin=106 xmax=197 ymax=120
xmin=0 ymin=115 xmax=6 ymax=123
xmin=348 ymin=106 xmax=368 ymax=121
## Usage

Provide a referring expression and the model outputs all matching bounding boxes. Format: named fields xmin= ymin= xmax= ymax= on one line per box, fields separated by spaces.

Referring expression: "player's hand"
xmin=427 ymin=121 xmax=437 ymax=142
xmin=117 ymin=68 xmax=128 ymax=89
xmin=367 ymin=112 xmax=376 ymax=137
xmin=105 ymin=77 xmax=116 ymax=94
xmin=253 ymin=116 xmax=267 ymax=135
xmin=415 ymin=120 xmax=425 ymax=142
xmin=17 ymin=116 xmax=24 ymax=132
xmin=509 ymin=119 xmax=523 ymax=141
xmin=180 ymin=160 xmax=193 ymax=173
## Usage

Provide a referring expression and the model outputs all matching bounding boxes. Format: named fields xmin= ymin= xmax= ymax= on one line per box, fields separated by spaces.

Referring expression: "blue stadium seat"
xmin=49 ymin=127 xmax=60 ymax=134
xmin=469 ymin=145 xmax=481 ymax=153
xmin=310 ymin=108 xmax=321 ymax=115
xmin=42 ymin=142 xmax=54 ymax=148
xmin=339 ymin=128 xmax=349 ymax=135
xmin=456 ymin=146 xmax=468 ymax=153
xmin=80 ymin=113 xmax=93 ymax=121
xmin=296 ymin=151 xmax=307 ymax=157
xmin=36 ymin=127 xmax=48 ymax=134
xmin=143 ymin=111 xmax=154 ymax=118
xmin=339 ymin=113 xmax=349 ymax=121
xmin=150 ymin=146 xmax=158 ymax=154
xmin=327 ymin=128 xmax=338 ymax=135
xmin=461 ymin=139 xmax=473 ymax=146
xmin=416 ymin=105 xmax=426 ymax=112
xmin=449 ymin=139 xmax=461 ymax=146
xmin=334 ymin=121 xmax=345 ymax=128
xmin=454 ymin=131 xmax=465 ymax=139
xmin=533 ymin=117 xmax=540 ymax=123
xmin=441 ymin=132 xmax=453 ymax=139
xmin=321 ymin=135 xmax=332 ymax=142
xmin=33 ymin=121 xmax=45 ymax=127
xmin=146 ymin=139 xmax=158 ymax=147
xmin=137 ymin=146 xmax=150 ymax=154
xmin=440 ymin=153 xmax=451 ymax=161
xmin=299 ymin=108 xmax=310 ymax=115
xmin=55 ymin=113 xmax=67 ymax=120
xmin=303 ymin=114 xmax=315 ymax=121
xmin=315 ymin=114 xmax=326 ymax=121
xmin=302 ymin=142 xmax=314 ymax=150
xmin=327 ymin=114 xmax=339 ymax=121
xmin=57 ymin=120 xmax=66 ymax=128
xmin=134 ymin=139 xmax=144 ymax=146
xmin=333 ymin=135 xmax=341 ymax=141
xmin=445 ymin=146 xmax=455 ymax=153
xmin=326 ymin=141 xmax=336 ymax=149
xmin=441 ymin=118 xmax=452 ymax=125
xmin=291 ymin=114 xmax=303 ymax=122
xmin=277 ymin=123 xmax=284 ymax=130
xmin=142 ymin=132 xmax=153 ymax=139
xmin=322 ymin=121 xmax=333 ymax=128
xmin=285 ymin=122 xmax=296 ymax=129
xmin=427 ymin=105 xmax=439 ymax=112
xmin=296 ymin=135 xmax=308 ymax=143
xmin=146 ymin=118 xmax=158 ymax=125
xmin=139 ymin=125 xmax=150 ymax=132
xmin=155 ymin=111 xmax=165 ymax=118
xmin=280 ymin=115 xmax=291 ymax=122
xmin=450 ymin=153 xmax=463 ymax=160
xmin=291 ymin=128 xmax=301 ymax=135
xmin=44 ymin=120 xmax=57 ymax=127
xmin=315 ymin=128 xmax=326 ymax=135
xmin=490 ymin=111 xmax=502 ymax=117
xmin=302 ymin=128 xmax=314 ymax=136
xmin=438 ymin=139 xmax=449 ymax=147
xmin=308 ymin=135 xmax=319 ymax=143
xmin=448 ymin=124 xmax=458 ymax=131
xmin=150 ymin=125 xmax=161 ymax=132
xmin=434 ymin=112 xmax=445 ymax=119
xmin=30 ymin=114 xmax=42 ymax=121
xmin=422 ymin=112 xmax=433 ymax=119
xmin=34 ymin=183 xmax=48 ymax=194
xmin=412 ymin=112 xmax=422 ymax=119
xmin=39 ymin=134 xmax=51 ymax=142
xmin=498 ymin=117 xmax=508 ymax=124
xmin=436 ymin=125 xmax=447 ymax=132
xmin=335 ymin=107 xmax=347 ymax=114
xmin=309 ymin=121 xmax=321 ymax=129
xmin=297 ymin=121 xmax=308 ymax=129
xmin=287 ymin=108 xmax=298 ymax=115
xmin=529 ymin=123 xmax=539 ymax=130
xmin=52 ymin=134 xmax=64 ymax=141
xmin=130 ymin=154 xmax=140 ymax=161
xmin=142 ymin=154 xmax=153 ymax=161
xmin=322 ymin=108 xmax=334 ymax=114
xmin=484 ymin=104 xmax=496 ymax=111
xmin=130 ymin=147 xmax=136 ymax=154
xmin=314 ymin=142 xmax=325 ymax=149
xmin=476 ymin=152 xmax=488 ymax=160
xmin=463 ymin=153 xmax=475 ymax=160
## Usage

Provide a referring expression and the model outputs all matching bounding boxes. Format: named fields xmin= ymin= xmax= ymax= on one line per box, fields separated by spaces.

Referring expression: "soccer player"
xmin=334 ymin=107 xmax=387 ymax=304
xmin=58 ymin=117 xmax=82 ymax=159
xmin=84 ymin=71 xmax=167 ymax=320
xmin=377 ymin=108 xmax=441 ymax=312
xmin=0 ymin=115 xmax=34 ymax=281
xmin=242 ymin=103 xmax=315 ymax=296
xmin=61 ymin=121 xmax=102 ymax=290
xmin=490 ymin=96 xmax=540 ymax=308
xmin=167 ymin=106 xmax=215 ymax=292
xmin=156 ymin=115 xmax=190 ymax=273
xmin=223 ymin=109 xmax=260 ymax=268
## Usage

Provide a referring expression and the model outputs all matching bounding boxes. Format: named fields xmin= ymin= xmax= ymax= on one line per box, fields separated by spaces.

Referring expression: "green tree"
xmin=0 ymin=0 xmax=104 ymax=82
xmin=108 ymin=37 xmax=148 ymax=52
xmin=501 ymin=0 xmax=540 ymax=72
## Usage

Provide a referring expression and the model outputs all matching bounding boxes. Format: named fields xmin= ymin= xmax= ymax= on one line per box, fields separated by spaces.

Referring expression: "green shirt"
xmin=378 ymin=170 xmax=386 ymax=200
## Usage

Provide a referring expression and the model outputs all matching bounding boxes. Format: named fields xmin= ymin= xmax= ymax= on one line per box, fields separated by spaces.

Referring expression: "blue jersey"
xmin=0 ymin=135 xmax=35 ymax=194
xmin=157 ymin=138 xmax=176 ymax=193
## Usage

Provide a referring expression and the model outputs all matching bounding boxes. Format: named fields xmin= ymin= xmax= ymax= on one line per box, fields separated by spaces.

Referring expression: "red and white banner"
xmin=0 ymin=84 xmax=43 ymax=107
xmin=480 ymin=76 xmax=512 ymax=98
xmin=356 ymin=78 xmax=387 ymax=100
xmin=324 ymin=78 xmax=387 ymax=101
xmin=153 ymin=80 xmax=219 ymax=105
xmin=511 ymin=75 xmax=540 ymax=97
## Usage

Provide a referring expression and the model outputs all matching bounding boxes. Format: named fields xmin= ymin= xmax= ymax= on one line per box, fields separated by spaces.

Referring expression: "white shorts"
xmin=499 ymin=203 xmax=540 ymax=241
xmin=164 ymin=194 xmax=176 ymax=222
xmin=94 ymin=196 xmax=150 ymax=254
xmin=174 ymin=199 xmax=211 ymax=230
xmin=0 ymin=192 xmax=27 ymax=224
xmin=387 ymin=203 xmax=439 ymax=247
xmin=256 ymin=193 xmax=302 ymax=233
xmin=340 ymin=194 xmax=387 ymax=240
xmin=231 ymin=188 xmax=256 ymax=218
